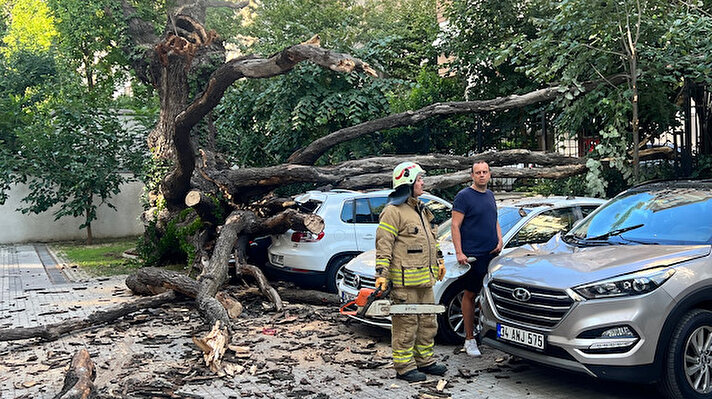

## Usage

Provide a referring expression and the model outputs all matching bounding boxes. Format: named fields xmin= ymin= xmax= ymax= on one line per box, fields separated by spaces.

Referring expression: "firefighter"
xmin=375 ymin=161 xmax=447 ymax=382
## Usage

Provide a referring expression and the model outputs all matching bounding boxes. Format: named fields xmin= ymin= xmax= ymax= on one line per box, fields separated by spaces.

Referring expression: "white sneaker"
xmin=464 ymin=338 xmax=481 ymax=357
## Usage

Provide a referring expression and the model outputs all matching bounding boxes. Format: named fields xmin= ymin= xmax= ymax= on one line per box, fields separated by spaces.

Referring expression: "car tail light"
xmin=290 ymin=231 xmax=325 ymax=242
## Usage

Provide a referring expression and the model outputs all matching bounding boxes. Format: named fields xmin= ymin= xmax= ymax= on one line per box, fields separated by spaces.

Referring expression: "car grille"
xmin=343 ymin=269 xmax=376 ymax=290
xmin=488 ymin=280 xmax=573 ymax=329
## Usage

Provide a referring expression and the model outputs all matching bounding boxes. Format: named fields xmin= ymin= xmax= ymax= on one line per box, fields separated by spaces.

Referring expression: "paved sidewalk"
xmin=0 ymin=244 xmax=663 ymax=399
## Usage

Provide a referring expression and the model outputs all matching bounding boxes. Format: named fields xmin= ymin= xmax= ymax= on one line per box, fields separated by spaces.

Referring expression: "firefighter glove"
xmin=437 ymin=258 xmax=446 ymax=281
xmin=375 ymin=277 xmax=389 ymax=291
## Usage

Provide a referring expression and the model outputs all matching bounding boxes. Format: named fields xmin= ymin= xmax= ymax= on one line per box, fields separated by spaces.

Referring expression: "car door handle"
xmin=363 ymin=234 xmax=375 ymax=239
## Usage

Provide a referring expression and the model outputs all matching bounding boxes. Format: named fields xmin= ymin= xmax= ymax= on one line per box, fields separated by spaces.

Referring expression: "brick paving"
xmin=0 ymin=244 xmax=663 ymax=399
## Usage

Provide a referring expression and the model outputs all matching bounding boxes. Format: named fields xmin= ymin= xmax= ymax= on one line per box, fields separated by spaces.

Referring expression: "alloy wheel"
xmin=684 ymin=325 xmax=712 ymax=394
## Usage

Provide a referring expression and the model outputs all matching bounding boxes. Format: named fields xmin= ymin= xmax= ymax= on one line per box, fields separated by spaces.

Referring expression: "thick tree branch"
xmin=199 ymin=150 xmax=587 ymax=199
xmin=164 ymin=43 xmax=376 ymax=209
xmin=0 ymin=292 xmax=178 ymax=342
xmin=175 ymin=43 xmax=375 ymax=133
xmin=287 ymin=75 xmax=628 ymax=165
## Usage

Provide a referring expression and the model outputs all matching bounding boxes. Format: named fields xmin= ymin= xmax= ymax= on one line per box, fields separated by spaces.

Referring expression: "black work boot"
xmin=418 ymin=363 xmax=447 ymax=376
xmin=396 ymin=369 xmax=427 ymax=382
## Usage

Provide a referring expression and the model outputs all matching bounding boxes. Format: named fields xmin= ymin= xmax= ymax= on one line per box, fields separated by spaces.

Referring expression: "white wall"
xmin=0 ymin=175 xmax=145 ymax=243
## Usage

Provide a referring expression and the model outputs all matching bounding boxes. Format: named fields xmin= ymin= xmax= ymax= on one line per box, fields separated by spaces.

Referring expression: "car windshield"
xmin=437 ymin=206 xmax=529 ymax=241
xmin=568 ymin=185 xmax=712 ymax=245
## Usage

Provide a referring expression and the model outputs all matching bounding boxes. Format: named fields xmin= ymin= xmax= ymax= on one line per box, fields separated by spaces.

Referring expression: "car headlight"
xmin=573 ymin=267 xmax=675 ymax=299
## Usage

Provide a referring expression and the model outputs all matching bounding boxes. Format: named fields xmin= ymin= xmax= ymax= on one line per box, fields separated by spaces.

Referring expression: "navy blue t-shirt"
xmin=452 ymin=187 xmax=498 ymax=257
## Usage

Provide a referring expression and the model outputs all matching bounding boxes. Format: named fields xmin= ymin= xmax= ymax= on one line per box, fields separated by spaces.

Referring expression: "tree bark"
xmin=198 ymin=150 xmax=591 ymax=202
xmin=53 ymin=349 xmax=97 ymax=399
xmin=185 ymin=190 xmax=220 ymax=226
xmin=236 ymin=263 xmax=283 ymax=311
xmin=276 ymin=287 xmax=340 ymax=307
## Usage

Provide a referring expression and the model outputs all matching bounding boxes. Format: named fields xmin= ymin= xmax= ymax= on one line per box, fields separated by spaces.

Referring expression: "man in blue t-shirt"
xmin=451 ymin=161 xmax=502 ymax=357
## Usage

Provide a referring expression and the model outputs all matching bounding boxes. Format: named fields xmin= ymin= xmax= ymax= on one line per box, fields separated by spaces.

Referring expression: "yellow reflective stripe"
xmin=389 ymin=274 xmax=432 ymax=285
xmin=404 ymin=276 xmax=432 ymax=285
xmin=401 ymin=267 xmax=431 ymax=275
xmin=415 ymin=343 xmax=433 ymax=356
xmin=378 ymin=223 xmax=398 ymax=236
xmin=390 ymin=266 xmax=434 ymax=285
xmin=417 ymin=350 xmax=433 ymax=358
xmin=380 ymin=222 xmax=397 ymax=232
xmin=393 ymin=349 xmax=413 ymax=363
xmin=376 ymin=259 xmax=390 ymax=266
xmin=436 ymin=242 xmax=441 ymax=249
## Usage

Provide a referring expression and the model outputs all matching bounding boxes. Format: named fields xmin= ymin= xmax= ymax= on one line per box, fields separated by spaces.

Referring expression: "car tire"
xmin=325 ymin=255 xmax=355 ymax=293
xmin=660 ymin=309 xmax=712 ymax=399
xmin=436 ymin=281 xmax=479 ymax=345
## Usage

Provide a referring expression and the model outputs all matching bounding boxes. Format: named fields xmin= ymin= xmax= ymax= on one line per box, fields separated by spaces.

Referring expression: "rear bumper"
xmin=263 ymin=262 xmax=326 ymax=286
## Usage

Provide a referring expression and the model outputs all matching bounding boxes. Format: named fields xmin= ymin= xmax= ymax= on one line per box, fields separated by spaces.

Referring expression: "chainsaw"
xmin=339 ymin=281 xmax=445 ymax=317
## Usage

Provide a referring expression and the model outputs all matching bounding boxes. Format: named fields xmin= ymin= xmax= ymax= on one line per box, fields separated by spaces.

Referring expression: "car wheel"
xmin=660 ymin=309 xmax=712 ymax=399
xmin=436 ymin=281 xmax=479 ymax=344
xmin=325 ymin=255 xmax=354 ymax=293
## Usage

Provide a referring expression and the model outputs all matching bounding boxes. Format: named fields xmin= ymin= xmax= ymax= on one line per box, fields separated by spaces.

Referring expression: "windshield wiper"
xmin=585 ymin=223 xmax=645 ymax=241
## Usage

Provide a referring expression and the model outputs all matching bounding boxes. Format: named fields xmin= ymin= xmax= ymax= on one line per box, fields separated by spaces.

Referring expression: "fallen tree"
xmin=111 ymin=0 xmax=675 ymax=374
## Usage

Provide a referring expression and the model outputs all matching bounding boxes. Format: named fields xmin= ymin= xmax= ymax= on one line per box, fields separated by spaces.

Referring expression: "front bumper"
xmin=337 ymin=279 xmax=391 ymax=330
xmin=479 ymin=280 xmax=674 ymax=383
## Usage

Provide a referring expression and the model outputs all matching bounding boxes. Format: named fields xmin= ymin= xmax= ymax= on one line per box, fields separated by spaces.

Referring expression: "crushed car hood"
xmin=491 ymin=236 xmax=711 ymax=289
xmin=344 ymin=241 xmax=465 ymax=279
xmin=346 ymin=250 xmax=376 ymax=277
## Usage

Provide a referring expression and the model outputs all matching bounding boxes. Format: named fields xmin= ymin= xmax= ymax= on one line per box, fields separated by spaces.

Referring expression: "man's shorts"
xmin=461 ymin=253 xmax=496 ymax=294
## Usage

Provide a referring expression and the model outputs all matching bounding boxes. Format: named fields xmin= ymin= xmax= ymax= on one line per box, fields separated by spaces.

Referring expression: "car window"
xmin=571 ymin=187 xmax=712 ymax=245
xmin=580 ymin=205 xmax=599 ymax=218
xmin=369 ymin=196 xmax=388 ymax=220
xmin=511 ymin=208 xmax=577 ymax=247
xmin=341 ymin=200 xmax=355 ymax=223
xmin=499 ymin=206 xmax=528 ymax=236
xmin=424 ymin=199 xmax=451 ymax=225
xmin=354 ymin=198 xmax=374 ymax=223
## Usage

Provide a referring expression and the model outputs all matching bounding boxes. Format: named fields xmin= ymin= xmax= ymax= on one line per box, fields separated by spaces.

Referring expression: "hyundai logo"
xmin=512 ymin=287 xmax=531 ymax=302
xmin=353 ymin=274 xmax=361 ymax=289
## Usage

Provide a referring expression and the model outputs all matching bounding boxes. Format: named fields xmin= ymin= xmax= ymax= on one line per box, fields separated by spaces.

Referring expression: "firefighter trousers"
xmin=390 ymin=286 xmax=437 ymax=375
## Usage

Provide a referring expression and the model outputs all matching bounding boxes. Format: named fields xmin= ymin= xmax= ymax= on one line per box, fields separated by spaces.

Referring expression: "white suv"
xmin=265 ymin=189 xmax=452 ymax=292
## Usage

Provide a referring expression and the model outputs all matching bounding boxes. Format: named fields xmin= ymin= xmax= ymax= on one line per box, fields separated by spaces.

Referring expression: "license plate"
xmin=497 ymin=323 xmax=545 ymax=350
xmin=340 ymin=291 xmax=356 ymax=303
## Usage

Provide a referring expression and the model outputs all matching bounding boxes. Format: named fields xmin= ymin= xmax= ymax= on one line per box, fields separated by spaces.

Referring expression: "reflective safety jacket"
xmin=375 ymin=196 xmax=442 ymax=288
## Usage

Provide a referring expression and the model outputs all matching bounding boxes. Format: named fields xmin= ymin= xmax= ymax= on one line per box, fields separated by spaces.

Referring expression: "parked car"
xmin=264 ymin=189 xmax=452 ymax=292
xmin=338 ymin=196 xmax=606 ymax=343
xmin=479 ymin=180 xmax=712 ymax=399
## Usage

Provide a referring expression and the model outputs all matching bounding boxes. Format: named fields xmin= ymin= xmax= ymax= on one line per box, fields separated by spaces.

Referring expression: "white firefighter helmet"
xmin=388 ymin=161 xmax=425 ymax=205
xmin=392 ymin=161 xmax=425 ymax=189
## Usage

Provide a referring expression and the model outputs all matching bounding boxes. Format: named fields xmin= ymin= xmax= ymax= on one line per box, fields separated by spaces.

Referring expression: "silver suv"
xmin=479 ymin=180 xmax=712 ymax=399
